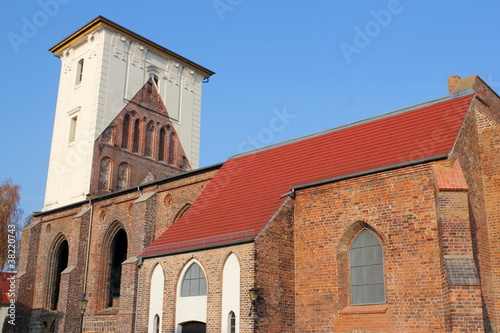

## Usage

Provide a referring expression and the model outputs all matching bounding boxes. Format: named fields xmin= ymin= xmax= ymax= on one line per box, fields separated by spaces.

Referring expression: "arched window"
xmin=76 ymin=58 xmax=84 ymax=84
xmin=350 ymin=230 xmax=385 ymax=305
xmin=133 ymin=119 xmax=141 ymax=153
xmin=117 ymin=162 xmax=130 ymax=190
xmin=222 ymin=253 xmax=240 ymax=333
xmin=49 ymin=239 xmax=68 ymax=310
xmin=122 ymin=114 xmax=131 ymax=150
xmin=98 ymin=157 xmax=112 ymax=192
xmin=158 ymin=127 xmax=167 ymax=161
xmin=228 ymin=311 xmax=236 ymax=333
xmin=147 ymin=81 xmax=153 ymax=96
xmin=181 ymin=156 xmax=190 ymax=170
xmin=108 ymin=229 xmax=128 ymax=307
xmin=168 ymin=132 xmax=176 ymax=165
xmin=153 ymin=314 xmax=160 ymax=333
xmin=181 ymin=262 xmax=207 ymax=297
xmin=145 ymin=121 xmax=155 ymax=157
xmin=149 ymin=265 xmax=164 ymax=333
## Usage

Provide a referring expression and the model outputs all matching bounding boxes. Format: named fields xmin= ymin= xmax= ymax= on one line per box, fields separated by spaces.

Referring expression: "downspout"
xmin=133 ymin=185 xmax=144 ymax=332
xmin=83 ymin=198 xmax=93 ymax=295
xmin=133 ymin=256 xmax=144 ymax=333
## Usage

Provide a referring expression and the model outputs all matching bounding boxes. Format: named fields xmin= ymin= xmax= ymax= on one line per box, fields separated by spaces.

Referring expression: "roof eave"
xmin=291 ymin=154 xmax=450 ymax=192
xmin=140 ymin=237 xmax=255 ymax=259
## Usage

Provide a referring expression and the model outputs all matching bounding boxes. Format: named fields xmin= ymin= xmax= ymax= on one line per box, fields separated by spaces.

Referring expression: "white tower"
xmin=43 ymin=17 xmax=214 ymax=211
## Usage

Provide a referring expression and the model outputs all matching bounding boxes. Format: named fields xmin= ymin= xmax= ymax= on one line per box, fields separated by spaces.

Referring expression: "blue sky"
xmin=1 ymin=0 xmax=500 ymax=217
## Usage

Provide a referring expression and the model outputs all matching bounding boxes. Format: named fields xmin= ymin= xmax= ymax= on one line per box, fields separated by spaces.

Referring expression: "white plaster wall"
xmin=43 ymin=25 xmax=205 ymax=211
xmin=43 ymin=29 xmax=104 ymax=211
xmin=148 ymin=265 xmax=164 ymax=333
xmin=221 ymin=253 xmax=240 ymax=333
xmin=175 ymin=260 xmax=207 ymax=332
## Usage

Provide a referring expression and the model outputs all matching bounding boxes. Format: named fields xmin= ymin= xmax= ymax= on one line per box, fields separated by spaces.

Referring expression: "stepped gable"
xmin=142 ymin=90 xmax=475 ymax=257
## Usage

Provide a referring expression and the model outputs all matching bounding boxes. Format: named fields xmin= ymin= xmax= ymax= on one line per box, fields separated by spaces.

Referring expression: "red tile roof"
xmin=1 ymin=272 xmax=15 ymax=304
xmin=142 ymin=91 xmax=475 ymax=257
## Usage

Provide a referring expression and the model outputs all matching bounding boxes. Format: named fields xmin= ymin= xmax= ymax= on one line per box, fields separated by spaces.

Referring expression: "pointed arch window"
xmin=133 ymin=119 xmax=141 ymax=153
xmin=98 ymin=157 xmax=112 ymax=192
xmin=49 ymin=239 xmax=69 ymax=310
xmin=181 ymin=262 xmax=207 ymax=297
xmin=108 ymin=229 xmax=128 ymax=307
xmin=117 ymin=162 xmax=130 ymax=190
xmin=145 ymin=121 xmax=155 ymax=157
xmin=350 ymin=230 xmax=385 ymax=305
xmin=122 ymin=114 xmax=131 ymax=150
xmin=228 ymin=311 xmax=236 ymax=333
xmin=168 ymin=132 xmax=176 ymax=165
xmin=158 ymin=127 xmax=167 ymax=161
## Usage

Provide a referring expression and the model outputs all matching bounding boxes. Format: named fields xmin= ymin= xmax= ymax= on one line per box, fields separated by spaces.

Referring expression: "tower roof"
xmin=49 ymin=16 xmax=215 ymax=79
xmin=142 ymin=89 xmax=475 ymax=257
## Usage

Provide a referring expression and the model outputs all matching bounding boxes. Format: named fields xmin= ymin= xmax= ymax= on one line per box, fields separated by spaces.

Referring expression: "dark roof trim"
xmin=291 ymin=154 xmax=449 ymax=192
xmin=49 ymin=16 xmax=215 ymax=78
xmin=230 ymin=89 xmax=475 ymax=160
xmin=140 ymin=237 xmax=255 ymax=259
xmin=33 ymin=162 xmax=223 ymax=217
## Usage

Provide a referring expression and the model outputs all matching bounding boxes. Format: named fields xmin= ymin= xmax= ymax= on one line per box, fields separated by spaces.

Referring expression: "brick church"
xmin=15 ymin=17 xmax=500 ymax=333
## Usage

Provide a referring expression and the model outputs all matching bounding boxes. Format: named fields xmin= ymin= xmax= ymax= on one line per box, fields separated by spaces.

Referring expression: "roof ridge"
xmin=229 ymin=89 xmax=475 ymax=160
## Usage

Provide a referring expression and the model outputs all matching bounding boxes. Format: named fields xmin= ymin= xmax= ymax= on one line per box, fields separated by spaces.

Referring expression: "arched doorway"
xmin=181 ymin=321 xmax=206 ymax=333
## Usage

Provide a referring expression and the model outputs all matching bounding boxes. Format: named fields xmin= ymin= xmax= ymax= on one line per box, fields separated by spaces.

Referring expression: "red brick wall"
xmin=16 ymin=166 xmax=218 ymax=332
xmin=136 ymin=243 xmax=256 ymax=333
xmin=294 ymin=165 xmax=450 ymax=332
xmin=254 ymin=197 xmax=295 ymax=333
xmin=450 ymin=77 xmax=500 ymax=332
xmin=89 ymin=79 xmax=192 ymax=196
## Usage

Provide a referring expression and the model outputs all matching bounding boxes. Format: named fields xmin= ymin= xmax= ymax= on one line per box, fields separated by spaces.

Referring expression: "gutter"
xmin=140 ymin=237 xmax=255 ymax=260
xmin=291 ymin=154 xmax=449 ymax=192
xmin=33 ymin=162 xmax=223 ymax=217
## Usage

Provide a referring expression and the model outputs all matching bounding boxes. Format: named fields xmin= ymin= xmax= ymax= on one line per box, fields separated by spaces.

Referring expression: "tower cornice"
xmin=49 ymin=16 xmax=215 ymax=79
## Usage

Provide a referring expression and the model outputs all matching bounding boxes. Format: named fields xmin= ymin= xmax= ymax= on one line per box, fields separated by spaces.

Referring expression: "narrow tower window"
xmin=69 ymin=116 xmax=78 ymax=143
xmin=76 ymin=59 xmax=84 ymax=84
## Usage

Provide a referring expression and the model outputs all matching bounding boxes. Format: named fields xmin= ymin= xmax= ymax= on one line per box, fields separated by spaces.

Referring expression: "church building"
xmin=15 ymin=17 xmax=500 ymax=333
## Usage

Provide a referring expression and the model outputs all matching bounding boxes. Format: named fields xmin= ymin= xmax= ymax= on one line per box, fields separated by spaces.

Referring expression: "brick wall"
xmin=254 ymin=197 xmax=295 ymax=332
xmin=136 ymin=242 xmax=255 ymax=333
xmin=89 ymin=79 xmax=192 ymax=197
xmin=294 ymin=164 xmax=450 ymax=332
xmin=450 ymin=77 xmax=500 ymax=332
xmin=16 ymin=166 xmax=218 ymax=332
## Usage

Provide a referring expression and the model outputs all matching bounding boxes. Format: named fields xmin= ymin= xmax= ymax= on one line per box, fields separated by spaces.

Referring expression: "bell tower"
xmin=43 ymin=16 xmax=214 ymax=211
